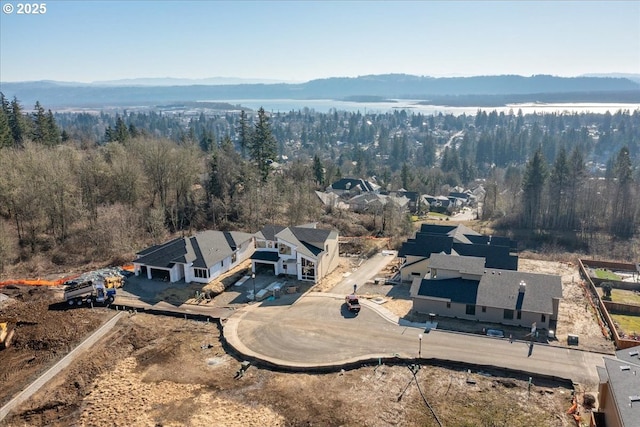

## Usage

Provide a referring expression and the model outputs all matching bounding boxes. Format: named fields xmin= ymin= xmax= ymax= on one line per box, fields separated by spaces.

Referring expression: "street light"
xmin=418 ymin=333 xmax=423 ymax=358
xmin=251 ymin=273 xmax=256 ymax=302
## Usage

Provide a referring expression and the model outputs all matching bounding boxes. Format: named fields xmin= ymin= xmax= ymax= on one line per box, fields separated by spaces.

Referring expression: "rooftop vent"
xmin=519 ymin=280 xmax=526 ymax=294
xmin=621 ymin=365 xmax=631 ymax=371
xmin=629 ymin=350 xmax=639 ymax=357
xmin=631 ymin=395 xmax=640 ymax=402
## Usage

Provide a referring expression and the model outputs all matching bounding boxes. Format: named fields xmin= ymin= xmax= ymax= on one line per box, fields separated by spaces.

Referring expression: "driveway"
xmin=224 ymin=294 xmax=604 ymax=386
xmin=332 ymin=251 xmax=397 ymax=295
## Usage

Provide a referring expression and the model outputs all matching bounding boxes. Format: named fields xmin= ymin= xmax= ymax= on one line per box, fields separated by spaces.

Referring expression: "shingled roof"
xmin=135 ymin=230 xmax=254 ymax=269
xmin=276 ymin=226 xmax=337 ymax=259
xmin=399 ymin=224 xmax=518 ymax=270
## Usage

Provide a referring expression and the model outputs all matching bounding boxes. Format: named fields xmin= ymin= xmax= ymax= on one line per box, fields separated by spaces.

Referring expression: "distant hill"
xmin=1 ymin=74 xmax=638 ymax=108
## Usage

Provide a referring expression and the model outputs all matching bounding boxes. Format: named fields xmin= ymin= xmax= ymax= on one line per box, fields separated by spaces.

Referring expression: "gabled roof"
xmin=276 ymin=226 xmax=338 ymax=259
xmin=255 ymin=225 xmax=286 ymax=242
xmin=416 ymin=277 xmax=479 ymax=304
xmin=399 ymin=224 xmax=518 ymax=271
xmin=598 ymin=354 xmax=640 ymax=426
xmin=476 ymin=269 xmax=562 ymax=314
xmin=329 ymin=177 xmax=377 ymax=192
xmin=135 ymin=230 xmax=254 ymax=270
xmin=429 ymin=253 xmax=485 ymax=276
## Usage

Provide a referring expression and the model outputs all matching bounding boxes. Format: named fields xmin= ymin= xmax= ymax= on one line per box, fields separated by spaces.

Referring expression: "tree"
xmin=312 ymin=155 xmax=325 ymax=187
xmin=237 ymin=110 xmax=250 ymax=158
xmin=0 ymin=94 xmax=13 ymax=148
xmin=249 ymin=107 xmax=277 ymax=181
xmin=609 ymin=146 xmax=635 ymax=237
xmin=547 ymin=147 xmax=570 ymax=229
xmin=8 ymin=97 xmax=30 ymax=146
xmin=521 ymin=148 xmax=548 ymax=228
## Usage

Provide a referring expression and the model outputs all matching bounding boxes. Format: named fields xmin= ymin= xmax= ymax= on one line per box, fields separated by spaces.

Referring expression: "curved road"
xmin=225 ymin=294 xmax=604 ymax=386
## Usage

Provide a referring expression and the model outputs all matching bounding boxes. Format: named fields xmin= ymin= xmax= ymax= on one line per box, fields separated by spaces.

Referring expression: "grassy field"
xmin=595 ymin=268 xmax=622 ymax=280
xmin=609 ymin=289 xmax=640 ymax=305
xmin=611 ymin=313 xmax=640 ymax=337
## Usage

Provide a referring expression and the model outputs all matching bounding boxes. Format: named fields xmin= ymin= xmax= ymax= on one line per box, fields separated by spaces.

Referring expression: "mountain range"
xmin=1 ymin=74 xmax=638 ymax=108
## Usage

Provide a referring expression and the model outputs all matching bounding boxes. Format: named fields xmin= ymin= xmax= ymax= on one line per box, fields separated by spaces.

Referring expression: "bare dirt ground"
xmin=0 ymin=253 xmax=608 ymax=427
xmin=2 ymin=311 xmax=578 ymax=427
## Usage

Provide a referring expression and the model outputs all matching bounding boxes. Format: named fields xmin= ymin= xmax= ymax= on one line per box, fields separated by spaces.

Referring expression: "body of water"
xmin=205 ymin=99 xmax=640 ymax=116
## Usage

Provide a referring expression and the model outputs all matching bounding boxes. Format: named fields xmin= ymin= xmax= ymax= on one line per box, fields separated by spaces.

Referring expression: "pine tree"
xmin=610 ymin=147 xmax=635 ymax=237
xmin=31 ymin=101 xmax=48 ymax=144
xmin=237 ymin=110 xmax=250 ymax=158
xmin=521 ymin=148 xmax=548 ymax=228
xmin=9 ymin=97 xmax=29 ymax=146
xmin=312 ymin=155 xmax=324 ymax=187
xmin=0 ymin=93 xmax=13 ymax=148
xmin=249 ymin=107 xmax=277 ymax=181
xmin=547 ymin=147 xmax=570 ymax=229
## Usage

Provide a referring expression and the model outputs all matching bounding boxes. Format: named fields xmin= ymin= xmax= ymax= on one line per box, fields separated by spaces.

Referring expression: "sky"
xmin=0 ymin=0 xmax=639 ymax=83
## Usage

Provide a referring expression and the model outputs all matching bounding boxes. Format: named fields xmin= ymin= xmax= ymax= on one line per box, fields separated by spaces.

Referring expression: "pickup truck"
xmin=345 ymin=294 xmax=361 ymax=313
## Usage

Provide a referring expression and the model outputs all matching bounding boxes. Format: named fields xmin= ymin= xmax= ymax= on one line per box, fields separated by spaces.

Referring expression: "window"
xmin=231 ymin=252 xmax=237 ymax=263
xmin=517 ymin=311 xmax=522 ymax=320
xmin=466 ymin=305 xmax=476 ymax=315
xmin=279 ymin=244 xmax=291 ymax=255
xmin=482 ymin=306 xmax=486 ymax=313
xmin=411 ymin=272 xmax=421 ymax=277
xmin=194 ymin=268 xmax=209 ymax=279
xmin=432 ymin=269 xmax=437 ymax=279
xmin=541 ymin=314 xmax=546 ymax=323
xmin=503 ymin=309 xmax=514 ymax=320
xmin=446 ymin=302 xmax=451 ymax=309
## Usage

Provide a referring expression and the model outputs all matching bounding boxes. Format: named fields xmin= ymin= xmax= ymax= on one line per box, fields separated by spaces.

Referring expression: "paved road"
xmin=225 ymin=295 xmax=604 ymax=386
xmin=0 ymin=311 xmax=125 ymax=422
xmin=332 ymin=252 xmax=397 ymax=295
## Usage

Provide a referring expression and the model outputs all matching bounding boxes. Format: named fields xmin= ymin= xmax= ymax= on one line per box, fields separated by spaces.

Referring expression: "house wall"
xmin=401 ymin=257 xmax=428 ymax=282
xmin=596 ymin=382 xmax=624 ymax=427
xmin=412 ymin=298 xmax=551 ymax=328
xmin=318 ymin=236 xmax=340 ymax=280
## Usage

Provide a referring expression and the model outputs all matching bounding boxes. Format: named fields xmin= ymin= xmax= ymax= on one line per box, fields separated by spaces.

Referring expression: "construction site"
xmin=0 ymin=256 xmax=616 ymax=427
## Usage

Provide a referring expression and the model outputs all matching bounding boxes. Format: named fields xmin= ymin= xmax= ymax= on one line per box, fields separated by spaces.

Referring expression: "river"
xmin=203 ymin=99 xmax=640 ymax=116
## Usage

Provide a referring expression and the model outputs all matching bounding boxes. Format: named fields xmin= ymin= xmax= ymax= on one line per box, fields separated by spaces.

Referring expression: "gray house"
xmin=399 ymin=224 xmax=518 ymax=282
xmin=133 ymin=230 xmax=255 ymax=284
xmin=410 ymin=253 xmax=562 ymax=329
xmin=595 ymin=345 xmax=640 ymax=427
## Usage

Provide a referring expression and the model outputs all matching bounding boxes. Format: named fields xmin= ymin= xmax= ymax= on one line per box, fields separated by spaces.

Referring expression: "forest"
xmin=0 ymin=92 xmax=639 ymax=276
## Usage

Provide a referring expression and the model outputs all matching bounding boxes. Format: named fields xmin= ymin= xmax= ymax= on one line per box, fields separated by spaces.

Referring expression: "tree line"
xmin=0 ymin=95 xmax=638 ymax=273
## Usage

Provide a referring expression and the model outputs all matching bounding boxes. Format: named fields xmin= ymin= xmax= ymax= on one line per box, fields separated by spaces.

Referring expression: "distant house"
xmin=398 ymin=224 xmax=518 ymax=282
xmin=252 ymin=224 xmax=339 ymax=283
xmin=133 ymin=230 xmax=255 ymax=283
xmin=326 ymin=177 xmax=380 ymax=196
xmin=347 ymin=192 xmax=410 ymax=213
xmin=595 ymin=345 xmax=640 ymax=427
xmin=409 ymin=253 xmax=562 ymax=329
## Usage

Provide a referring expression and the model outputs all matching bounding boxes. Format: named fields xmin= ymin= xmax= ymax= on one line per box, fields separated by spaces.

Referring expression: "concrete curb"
xmin=0 ymin=312 xmax=125 ymax=422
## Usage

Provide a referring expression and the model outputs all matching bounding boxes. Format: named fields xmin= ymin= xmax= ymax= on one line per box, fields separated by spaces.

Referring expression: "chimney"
xmin=519 ymin=280 xmax=526 ymax=294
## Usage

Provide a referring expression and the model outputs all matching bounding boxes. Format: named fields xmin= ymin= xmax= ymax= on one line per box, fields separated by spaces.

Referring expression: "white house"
xmin=133 ymin=230 xmax=255 ymax=284
xmin=252 ymin=224 xmax=339 ymax=283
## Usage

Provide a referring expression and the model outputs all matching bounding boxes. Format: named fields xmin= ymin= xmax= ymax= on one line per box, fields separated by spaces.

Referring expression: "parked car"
xmin=486 ymin=329 xmax=504 ymax=338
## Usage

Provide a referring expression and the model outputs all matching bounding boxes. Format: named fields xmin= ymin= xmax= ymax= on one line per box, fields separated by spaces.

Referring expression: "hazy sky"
xmin=1 ymin=1 xmax=638 ymax=83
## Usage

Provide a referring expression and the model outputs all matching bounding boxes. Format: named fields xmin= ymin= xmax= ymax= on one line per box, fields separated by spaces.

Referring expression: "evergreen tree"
xmin=249 ymin=107 xmax=277 ymax=181
xmin=0 ymin=93 xmax=13 ymax=148
xmin=9 ymin=97 xmax=29 ymax=146
xmin=312 ymin=155 xmax=324 ymax=186
xmin=114 ymin=116 xmax=129 ymax=143
xmin=31 ymin=101 xmax=48 ymax=144
xmin=547 ymin=147 xmax=570 ymax=229
xmin=521 ymin=148 xmax=548 ymax=228
xmin=610 ymin=147 xmax=635 ymax=237
xmin=237 ymin=110 xmax=250 ymax=158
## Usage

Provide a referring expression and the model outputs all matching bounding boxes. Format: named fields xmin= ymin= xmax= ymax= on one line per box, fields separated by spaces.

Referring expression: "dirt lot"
xmin=1 ymin=309 xmax=580 ymax=427
xmin=0 ymin=254 xmax=610 ymax=427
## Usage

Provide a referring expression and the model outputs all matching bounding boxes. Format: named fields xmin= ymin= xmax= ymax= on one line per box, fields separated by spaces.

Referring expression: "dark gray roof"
xmin=251 ymin=251 xmax=280 ymax=262
xmin=330 ymin=178 xmax=375 ymax=192
xmin=428 ymin=253 xmax=485 ymax=276
xmin=135 ymin=230 xmax=253 ymax=270
xmin=276 ymin=227 xmax=338 ymax=259
xmin=399 ymin=224 xmax=517 ymax=271
xmin=476 ymin=270 xmax=562 ymax=314
xmin=616 ymin=345 xmax=640 ymax=365
xmin=600 ymin=356 xmax=640 ymax=426
xmin=255 ymin=225 xmax=286 ymax=241
xmin=417 ymin=278 xmax=479 ymax=304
